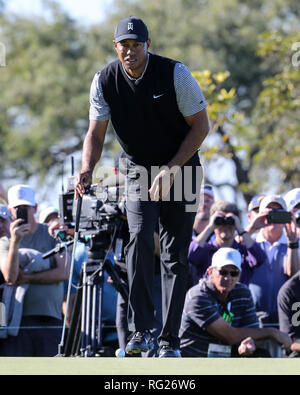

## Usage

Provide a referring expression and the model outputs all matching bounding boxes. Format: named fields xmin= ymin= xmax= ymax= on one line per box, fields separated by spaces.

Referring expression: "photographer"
xmin=248 ymin=195 xmax=300 ymax=326
xmin=192 ymin=184 xmax=215 ymax=239
xmin=0 ymin=184 xmax=69 ymax=356
xmin=188 ymin=200 xmax=267 ymax=287
xmin=284 ymin=188 xmax=300 ymax=240
xmin=246 ymin=194 xmax=265 ymax=238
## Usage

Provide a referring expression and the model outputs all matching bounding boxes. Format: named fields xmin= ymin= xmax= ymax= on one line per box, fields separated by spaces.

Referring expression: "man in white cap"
xmin=248 ymin=195 xmax=300 ymax=326
xmin=0 ymin=184 xmax=69 ymax=356
xmin=39 ymin=206 xmax=59 ymax=226
xmin=179 ymin=248 xmax=292 ymax=357
xmin=284 ymin=188 xmax=300 ymax=239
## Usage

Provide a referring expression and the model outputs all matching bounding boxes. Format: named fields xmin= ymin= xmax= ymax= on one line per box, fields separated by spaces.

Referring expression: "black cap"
xmin=114 ymin=16 xmax=149 ymax=43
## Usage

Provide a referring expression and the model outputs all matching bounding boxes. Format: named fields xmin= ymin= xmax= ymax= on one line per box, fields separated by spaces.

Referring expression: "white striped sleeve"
xmin=89 ymin=72 xmax=111 ymax=121
xmin=174 ymin=63 xmax=207 ymax=117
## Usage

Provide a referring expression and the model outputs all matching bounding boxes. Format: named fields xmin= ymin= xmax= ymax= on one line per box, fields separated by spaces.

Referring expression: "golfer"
xmin=75 ymin=16 xmax=210 ymax=357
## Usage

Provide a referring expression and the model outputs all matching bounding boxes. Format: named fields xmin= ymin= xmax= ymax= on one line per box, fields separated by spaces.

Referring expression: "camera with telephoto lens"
xmin=58 ymin=176 xmax=126 ymax=255
xmin=266 ymin=209 xmax=292 ymax=224
xmin=214 ymin=216 xmax=235 ymax=226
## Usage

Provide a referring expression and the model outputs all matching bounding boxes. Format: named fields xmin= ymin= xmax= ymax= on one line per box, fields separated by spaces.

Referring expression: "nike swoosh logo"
xmin=153 ymin=94 xmax=164 ymax=99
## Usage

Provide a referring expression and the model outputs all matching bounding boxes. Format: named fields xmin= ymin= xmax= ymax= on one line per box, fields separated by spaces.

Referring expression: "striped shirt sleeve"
xmin=174 ymin=62 xmax=207 ymax=117
xmin=89 ymin=72 xmax=111 ymax=121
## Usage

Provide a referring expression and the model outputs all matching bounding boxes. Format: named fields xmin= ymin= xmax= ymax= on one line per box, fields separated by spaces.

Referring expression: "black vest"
xmin=100 ymin=53 xmax=191 ymax=167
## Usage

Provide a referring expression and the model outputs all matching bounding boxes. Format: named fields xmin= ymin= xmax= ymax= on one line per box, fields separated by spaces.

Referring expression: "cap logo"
xmin=128 ymin=22 xmax=134 ymax=31
xmin=227 ymin=251 xmax=235 ymax=261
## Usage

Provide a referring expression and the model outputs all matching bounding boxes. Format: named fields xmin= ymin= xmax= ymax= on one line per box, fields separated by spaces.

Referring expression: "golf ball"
xmin=115 ymin=348 xmax=126 ymax=357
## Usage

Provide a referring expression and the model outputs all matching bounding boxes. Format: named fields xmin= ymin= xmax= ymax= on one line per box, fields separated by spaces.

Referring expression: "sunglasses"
xmin=217 ymin=269 xmax=240 ymax=278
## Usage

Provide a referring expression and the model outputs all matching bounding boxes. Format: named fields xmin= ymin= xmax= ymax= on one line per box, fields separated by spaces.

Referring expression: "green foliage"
xmin=251 ymin=31 xmax=300 ymax=188
xmin=0 ymin=6 xmax=92 ymax=179
xmin=0 ymin=0 xmax=299 ymax=206
xmin=192 ymin=70 xmax=240 ymax=159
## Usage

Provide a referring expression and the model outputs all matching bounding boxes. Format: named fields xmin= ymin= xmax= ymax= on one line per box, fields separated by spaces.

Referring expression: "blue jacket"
xmin=249 ymin=236 xmax=288 ymax=318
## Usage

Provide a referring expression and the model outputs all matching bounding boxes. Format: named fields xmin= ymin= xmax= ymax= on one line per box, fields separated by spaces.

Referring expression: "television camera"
xmin=51 ymin=177 xmax=129 ymax=357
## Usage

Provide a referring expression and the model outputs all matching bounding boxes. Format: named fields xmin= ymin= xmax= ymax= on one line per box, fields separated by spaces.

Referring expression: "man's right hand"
xmin=238 ymin=337 xmax=256 ymax=356
xmin=246 ymin=209 xmax=271 ymax=235
xmin=10 ymin=219 xmax=30 ymax=244
xmin=75 ymin=169 xmax=93 ymax=199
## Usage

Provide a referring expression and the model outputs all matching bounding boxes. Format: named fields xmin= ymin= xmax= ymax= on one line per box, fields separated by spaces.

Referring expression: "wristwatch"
xmin=288 ymin=241 xmax=299 ymax=249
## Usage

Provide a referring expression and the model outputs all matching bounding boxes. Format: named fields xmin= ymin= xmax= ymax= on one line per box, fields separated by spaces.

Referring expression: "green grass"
xmin=0 ymin=357 xmax=299 ymax=375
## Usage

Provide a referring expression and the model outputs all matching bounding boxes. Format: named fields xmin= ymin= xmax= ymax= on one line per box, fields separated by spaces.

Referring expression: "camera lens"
xmin=214 ymin=216 xmax=225 ymax=226
xmin=225 ymin=217 xmax=235 ymax=226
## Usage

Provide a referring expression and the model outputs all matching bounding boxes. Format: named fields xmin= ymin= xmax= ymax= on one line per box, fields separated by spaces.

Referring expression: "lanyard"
xmin=222 ymin=302 xmax=234 ymax=324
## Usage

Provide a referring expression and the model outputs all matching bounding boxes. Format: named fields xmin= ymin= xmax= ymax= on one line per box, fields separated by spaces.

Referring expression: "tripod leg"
xmin=91 ymin=281 xmax=97 ymax=355
xmin=63 ymin=274 xmax=83 ymax=356
xmin=81 ymin=262 xmax=87 ymax=357
xmin=97 ymin=269 xmax=104 ymax=353
xmin=85 ymin=273 xmax=92 ymax=357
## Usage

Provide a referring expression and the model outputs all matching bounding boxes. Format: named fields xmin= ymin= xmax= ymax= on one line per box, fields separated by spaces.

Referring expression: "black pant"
xmin=124 ymin=161 xmax=199 ymax=349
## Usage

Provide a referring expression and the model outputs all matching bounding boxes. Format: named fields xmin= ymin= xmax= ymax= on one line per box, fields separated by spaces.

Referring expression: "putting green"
xmin=0 ymin=357 xmax=299 ymax=375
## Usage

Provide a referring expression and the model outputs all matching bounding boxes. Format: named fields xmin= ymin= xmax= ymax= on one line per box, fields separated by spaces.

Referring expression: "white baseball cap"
xmin=7 ymin=185 xmax=36 ymax=208
xmin=284 ymin=188 xmax=300 ymax=212
xmin=259 ymin=195 xmax=287 ymax=213
xmin=211 ymin=248 xmax=242 ymax=271
xmin=39 ymin=206 xmax=58 ymax=224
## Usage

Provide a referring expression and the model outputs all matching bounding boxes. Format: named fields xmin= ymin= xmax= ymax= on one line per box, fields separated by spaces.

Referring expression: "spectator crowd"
xmin=0 ymin=181 xmax=300 ymax=358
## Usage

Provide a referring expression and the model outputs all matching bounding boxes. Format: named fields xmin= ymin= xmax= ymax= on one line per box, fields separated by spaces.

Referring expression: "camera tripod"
xmin=62 ymin=237 xmax=128 ymax=357
xmin=54 ymin=192 xmax=128 ymax=357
